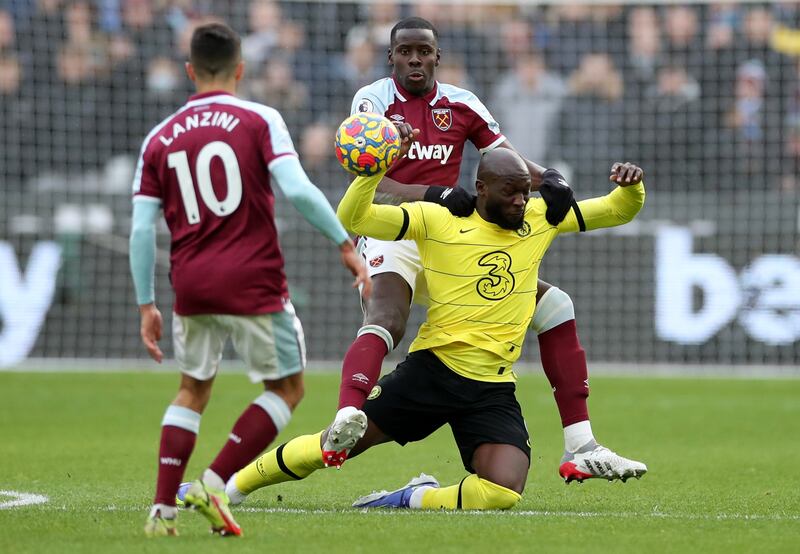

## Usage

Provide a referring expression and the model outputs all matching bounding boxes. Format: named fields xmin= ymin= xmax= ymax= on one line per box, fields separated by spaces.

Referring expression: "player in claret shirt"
xmin=130 ymin=22 xmax=370 ymax=538
xmin=324 ymin=17 xmax=646 ymax=484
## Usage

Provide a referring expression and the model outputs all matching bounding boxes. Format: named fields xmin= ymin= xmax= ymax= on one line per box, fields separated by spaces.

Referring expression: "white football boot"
xmin=322 ymin=406 xmax=368 ymax=468
xmin=559 ymin=440 xmax=647 ymax=483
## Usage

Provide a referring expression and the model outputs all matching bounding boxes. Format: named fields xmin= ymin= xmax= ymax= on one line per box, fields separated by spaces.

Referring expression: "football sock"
xmin=234 ymin=431 xmax=325 ymax=494
xmin=563 ymin=420 xmax=595 ymax=453
xmin=419 ymin=475 xmax=521 ymax=510
xmin=154 ymin=405 xmax=200 ymax=506
xmin=337 ymin=326 xmax=392 ymax=410
xmin=537 ymin=319 xmax=590 ymax=428
xmin=208 ymin=391 xmax=291 ymax=482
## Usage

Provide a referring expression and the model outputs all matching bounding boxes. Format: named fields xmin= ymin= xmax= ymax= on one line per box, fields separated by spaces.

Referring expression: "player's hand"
xmin=339 ymin=239 xmax=372 ymax=299
xmin=609 ymin=162 xmax=644 ymax=187
xmin=139 ymin=303 xmax=163 ymax=363
xmin=539 ymin=168 xmax=574 ymax=226
xmin=393 ymin=122 xmax=420 ymax=160
xmin=423 ymin=185 xmax=476 ymax=217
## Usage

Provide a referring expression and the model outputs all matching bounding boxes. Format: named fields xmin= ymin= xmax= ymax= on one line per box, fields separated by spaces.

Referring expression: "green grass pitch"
xmin=1 ymin=370 xmax=798 ymax=553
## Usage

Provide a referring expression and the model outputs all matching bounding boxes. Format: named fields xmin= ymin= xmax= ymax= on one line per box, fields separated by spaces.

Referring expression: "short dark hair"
xmin=190 ymin=22 xmax=241 ymax=78
xmin=390 ymin=17 xmax=439 ymax=46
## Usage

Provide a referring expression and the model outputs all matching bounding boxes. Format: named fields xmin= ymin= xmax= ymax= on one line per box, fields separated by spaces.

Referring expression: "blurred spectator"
xmin=241 ymin=0 xmax=281 ymax=66
xmin=490 ymin=51 xmax=566 ymax=164
xmin=781 ymin=115 xmax=800 ymax=191
xmin=544 ymin=4 xmax=625 ymax=76
xmin=0 ymin=53 xmax=35 ymax=185
xmin=347 ymin=0 xmax=400 ymax=51
xmin=0 ymin=8 xmax=15 ymax=53
xmin=20 ymin=0 xmax=65 ymax=88
xmin=35 ymin=41 xmax=110 ymax=172
xmin=638 ymin=64 xmax=702 ymax=190
xmin=121 ymin=0 xmax=171 ymax=62
xmin=246 ymin=56 xmax=311 ymax=136
xmin=625 ymin=7 xmax=662 ymax=95
xmin=708 ymin=59 xmax=786 ymax=189
xmin=662 ymin=4 xmax=705 ymax=81
xmin=550 ymin=53 xmax=627 ymax=192
xmin=739 ymin=5 xmax=795 ymax=110
xmin=324 ymin=28 xmax=381 ymax=118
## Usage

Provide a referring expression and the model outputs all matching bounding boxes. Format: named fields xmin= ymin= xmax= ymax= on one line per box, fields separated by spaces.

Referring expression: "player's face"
xmin=482 ymin=177 xmax=531 ymax=230
xmin=389 ymin=28 xmax=440 ymax=95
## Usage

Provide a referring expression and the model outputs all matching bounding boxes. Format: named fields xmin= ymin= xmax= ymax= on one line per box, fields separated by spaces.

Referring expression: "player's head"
xmin=388 ymin=17 xmax=440 ymax=96
xmin=186 ymin=22 xmax=244 ymax=87
xmin=476 ymin=149 xmax=531 ymax=231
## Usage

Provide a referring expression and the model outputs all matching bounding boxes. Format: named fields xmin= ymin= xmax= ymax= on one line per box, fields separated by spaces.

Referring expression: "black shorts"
xmin=363 ymin=350 xmax=531 ymax=473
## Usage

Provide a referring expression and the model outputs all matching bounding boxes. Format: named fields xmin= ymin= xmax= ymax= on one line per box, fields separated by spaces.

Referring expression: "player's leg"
xmin=532 ymin=280 xmax=647 ymax=483
xmin=330 ymin=239 xmax=422 ymax=463
xmin=182 ymin=307 xmax=307 ymax=534
xmin=412 ymin=380 xmax=529 ymax=510
xmin=145 ymin=314 xmax=224 ymax=537
xmin=230 ymin=350 xmax=442 ymax=505
xmin=354 ymin=353 xmax=525 ymax=510
xmin=227 ymin=419 xmax=393 ymax=505
xmin=206 ymin=307 xmax=306 ymax=486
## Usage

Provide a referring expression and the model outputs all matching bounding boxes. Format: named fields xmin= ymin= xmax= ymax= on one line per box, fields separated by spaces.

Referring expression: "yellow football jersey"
xmin=337 ymin=173 xmax=645 ymax=382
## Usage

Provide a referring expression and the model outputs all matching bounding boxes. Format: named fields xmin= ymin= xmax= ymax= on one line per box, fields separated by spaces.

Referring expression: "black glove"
xmin=423 ymin=185 xmax=476 ymax=217
xmin=539 ymin=169 xmax=574 ymax=226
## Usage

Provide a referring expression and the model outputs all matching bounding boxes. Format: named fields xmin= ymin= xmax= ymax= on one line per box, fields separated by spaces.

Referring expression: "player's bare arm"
xmin=339 ymin=238 xmax=372 ymax=299
xmin=138 ymin=303 xmax=163 ymax=363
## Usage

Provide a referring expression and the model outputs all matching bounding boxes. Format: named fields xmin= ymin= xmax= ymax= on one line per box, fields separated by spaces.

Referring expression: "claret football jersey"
xmin=132 ymin=91 xmax=296 ymax=316
xmin=351 ymin=77 xmax=505 ymax=187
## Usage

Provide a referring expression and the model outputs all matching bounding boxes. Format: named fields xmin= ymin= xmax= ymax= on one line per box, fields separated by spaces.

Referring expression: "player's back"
xmin=133 ymin=91 xmax=297 ymax=316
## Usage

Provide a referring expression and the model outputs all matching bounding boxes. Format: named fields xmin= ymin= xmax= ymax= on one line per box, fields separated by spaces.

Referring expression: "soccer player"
xmin=129 ymin=22 xmax=370 ymax=537
xmin=325 ymin=16 xmax=645 ymax=482
xmin=227 ymin=151 xmax=647 ymax=512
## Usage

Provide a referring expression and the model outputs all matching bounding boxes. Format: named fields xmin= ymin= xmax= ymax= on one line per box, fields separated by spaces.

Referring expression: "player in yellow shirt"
xmin=225 ymin=149 xmax=646 ymax=513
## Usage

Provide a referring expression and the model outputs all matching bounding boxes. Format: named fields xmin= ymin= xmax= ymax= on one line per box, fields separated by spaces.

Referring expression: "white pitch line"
xmin=0 ymin=490 xmax=49 ymax=509
xmin=41 ymin=504 xmax=800 ymax=522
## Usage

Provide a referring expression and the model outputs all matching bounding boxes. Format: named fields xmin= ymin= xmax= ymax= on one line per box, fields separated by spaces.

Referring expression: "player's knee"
xmin=363 ymin=311 xmax=406 ymax=347
xmin=530 ymin=286 xmax=575 ymax=334
xmin=474 ymin=477 xmax=522 ymax=510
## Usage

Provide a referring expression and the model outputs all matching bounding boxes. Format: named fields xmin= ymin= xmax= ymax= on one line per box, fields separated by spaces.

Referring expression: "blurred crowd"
xmin=2 ymin=0 xmax=800 ymax=196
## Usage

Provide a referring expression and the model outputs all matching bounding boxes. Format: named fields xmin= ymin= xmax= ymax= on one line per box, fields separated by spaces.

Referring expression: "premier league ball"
xmin=335 ymin=113 xmax=401 ymax=176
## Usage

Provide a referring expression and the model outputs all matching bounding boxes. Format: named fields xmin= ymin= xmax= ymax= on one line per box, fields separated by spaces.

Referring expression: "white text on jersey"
xmin=159 ymin=111 xmax=241 ymax=146
xmin=406 ymin=142 xmax=454 ymax=165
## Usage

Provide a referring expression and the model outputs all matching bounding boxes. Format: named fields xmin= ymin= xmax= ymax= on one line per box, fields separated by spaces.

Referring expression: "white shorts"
xmin=172 ymin=301 xmax=306 ymax=383
xmin=358 ymin=237 xmax=429 ymax=306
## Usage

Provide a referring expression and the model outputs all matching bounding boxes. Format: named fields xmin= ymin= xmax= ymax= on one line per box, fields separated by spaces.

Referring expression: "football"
xmin=335 ymin=112 xmax=401 ymax=176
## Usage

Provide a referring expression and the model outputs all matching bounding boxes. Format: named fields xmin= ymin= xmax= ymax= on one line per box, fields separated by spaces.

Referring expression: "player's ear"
xmin=185 ymin=62 xmax=196 ymax=83
xmin=234 ymin=60 xmax=244 ymax=82
xmin=435 ymin=48 xmax=441 ymax=66
xmin=475 ymin=179 xmax=486 ymax=197
xmin=387 ymin=47 xmax=393 ymax=66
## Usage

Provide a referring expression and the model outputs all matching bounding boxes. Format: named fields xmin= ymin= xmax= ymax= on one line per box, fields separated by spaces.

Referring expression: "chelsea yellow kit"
xmin=338 ymin=174 xmax=645 ymax=383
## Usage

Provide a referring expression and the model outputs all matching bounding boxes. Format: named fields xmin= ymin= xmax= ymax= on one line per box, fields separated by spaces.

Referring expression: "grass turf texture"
xmin=1 ymin=371 xmax=798 ymax=554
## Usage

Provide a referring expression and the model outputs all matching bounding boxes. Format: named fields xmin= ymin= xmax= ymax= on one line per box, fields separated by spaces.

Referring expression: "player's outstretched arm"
xmin=129 ymin=198 xmax=164 ymax=363
xmin=556 ymin=162 xmax=646 ymax=235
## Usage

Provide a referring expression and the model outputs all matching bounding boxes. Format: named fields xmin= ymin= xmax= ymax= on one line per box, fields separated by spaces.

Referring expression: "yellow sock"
xmin=235 ymin=431 xmax=325 ymax=494
xmin=420 ymin=474 xmax=521 ymax=510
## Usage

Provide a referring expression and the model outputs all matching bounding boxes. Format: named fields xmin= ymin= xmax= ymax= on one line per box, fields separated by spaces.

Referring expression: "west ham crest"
xmin=432 ymin=108 xmax=452 ymax=131
xmin=369 ymin=255 xmax=384 ymax=268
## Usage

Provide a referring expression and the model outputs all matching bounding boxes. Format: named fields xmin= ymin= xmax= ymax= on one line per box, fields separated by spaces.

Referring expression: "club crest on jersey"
xmin=369 ymin=255 xmax=384 ymax=268
xmin=517 ymin=221 xmax=531 ymax=237
xmin=367 ymin=386 xmax=382 ymax=400
xmin=432 ymin=108 xmax=452 ymax=131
